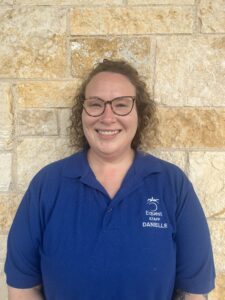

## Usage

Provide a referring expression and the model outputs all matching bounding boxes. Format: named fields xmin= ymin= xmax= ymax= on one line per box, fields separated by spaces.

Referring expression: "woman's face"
xmin=82 ymin=71 xmax=138 ymax=160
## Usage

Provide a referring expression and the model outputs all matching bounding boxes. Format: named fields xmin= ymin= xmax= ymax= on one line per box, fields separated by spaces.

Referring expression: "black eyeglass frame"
xmin=82 ymin=96 xmax=136 ymax=117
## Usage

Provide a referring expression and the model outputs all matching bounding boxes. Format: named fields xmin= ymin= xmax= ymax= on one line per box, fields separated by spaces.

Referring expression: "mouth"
xmin=95 ymin=129 xmax=121 ymax=136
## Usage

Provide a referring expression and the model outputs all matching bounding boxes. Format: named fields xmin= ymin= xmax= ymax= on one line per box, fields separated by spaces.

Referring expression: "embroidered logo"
xmin=142 ymin=197 xmax=168 ymax=229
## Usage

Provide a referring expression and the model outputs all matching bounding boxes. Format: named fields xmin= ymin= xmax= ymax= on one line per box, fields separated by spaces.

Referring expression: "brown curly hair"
xmin=69 ymin=59 xmax=157 ymax=151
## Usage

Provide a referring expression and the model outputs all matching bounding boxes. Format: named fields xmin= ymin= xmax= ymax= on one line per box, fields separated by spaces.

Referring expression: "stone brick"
xmin=71 ymin=37 xmax=152 ymax=78
xmin=17 ymin=109 xmax=58 ymax=136
xmin=0 ymin=83 xmax=13 ymax=147
xmin=0 ymin=0 xmax=13 ymax=4
xmin=58 ymin=109 xmax=71 ymax=136
xmin=198 ymin=0 xmax=225 ymax=33
xmin=189 ymin=152 xmax=225 ymax=219
xmin=70 ymin=7 xmax=193 ymax=35
xmin=16 ymin=81 xmax=79 ymax=108
xmin=0 ymin=7 xmax=67 ymax=78
xmin=155 ymin=36 xmax=225 ymax=106
xmin=0 ymin=262 xmax=7 ymax=300
xmin=0 ymin=139 xmax=12 ymax=151
xmin=15 ymin=0 xmax=122 ymax=4
xmin=17 ymin=137 xmax=74 ymax=190
xmin=0 ymin=235 xmax=7 ymax=260
xmin=128 ymin=0 xmax=194 ymax=3
xmin=209 ymin=273 xmax=225 ymax=300
xmin=154 ymin=108 xmax=225 ymax=149
xmin=0 ymin=153 xmax=12 ymax=192
xmin=208 ymin=220 xmax=225 ymax=273
xmin=0 ymin=195 xmax=18 ymax=232
xmin=148 ymin=150 xmax=187 ymax=172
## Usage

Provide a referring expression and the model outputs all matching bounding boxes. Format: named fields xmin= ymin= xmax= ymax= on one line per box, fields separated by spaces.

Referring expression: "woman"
xmin=5 ymin=59 xmax=215 ymax=300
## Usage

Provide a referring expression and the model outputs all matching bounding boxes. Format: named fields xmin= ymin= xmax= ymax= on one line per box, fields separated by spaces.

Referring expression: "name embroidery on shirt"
xmin=142 ymin=197 xmax=168 ymax=229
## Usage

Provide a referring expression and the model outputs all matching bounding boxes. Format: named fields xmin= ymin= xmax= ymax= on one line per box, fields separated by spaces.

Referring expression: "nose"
xmin=100 ymin=103 xmax=116 ymax=122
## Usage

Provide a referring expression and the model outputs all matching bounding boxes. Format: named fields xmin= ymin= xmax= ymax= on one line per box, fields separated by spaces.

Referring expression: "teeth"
xmin=98 ymin=130 xmax=119 ymax=135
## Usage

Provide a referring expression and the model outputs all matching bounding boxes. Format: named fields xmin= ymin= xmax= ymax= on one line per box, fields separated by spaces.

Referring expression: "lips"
xmin=96 ymin=129 xmax=121 ymax=135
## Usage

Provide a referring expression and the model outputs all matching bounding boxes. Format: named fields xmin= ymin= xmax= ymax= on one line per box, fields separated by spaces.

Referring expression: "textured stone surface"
xmin=0 ymin=153 xmax=12 ymax=191
xmin=0 ymin=262 xmax=7 ymax=300
xmin=16 ymin=81 xmax=78 ymax=108
xmin=208 ymin=220 xmax=225 ymax=273
xmin=17 ymin=137 xmax=73 ymax=190
xmin=0 ymin=7 xmax=67 ymax=78
xmin=128 ymin=0 xmax=194 ymax=3
xmin=155 ymin=36 xmax=225 ymax=106
xmin=17 ymin=109 xmax=58 ymax=136
xmin=0 ymin=195 xmax=18 ymax=232
xmin=189 ymin=152 xmax=225 ymax=218
xmin=0 ymin=0 xmax=13 ymax=4
xmin=71 ymin=37 xmax=152 ymax=78
xmin=209 ymin=273 xmax=225 ymax=300
xmin=154 ymin=108 xmax=225 ymax=148
xmin=0 ymin=83 xmax=13 ymax=146
xmin=16 ymin=0 xmax=122 ymax=4
xmin=58 ymin=109 xmax=71 ymax=136
xmin=198 ymin=0 xmax=225 ymax=33
xmin=70 ymin=7 xmax=193 ymax=35
xmin=0 ymin=235 xmax=7 ymax=260
xmin=148 ymin=150 xmax=187 ymax=172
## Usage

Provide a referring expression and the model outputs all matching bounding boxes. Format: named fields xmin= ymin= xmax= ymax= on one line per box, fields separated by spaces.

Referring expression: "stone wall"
xmin=0 ymin=0 xmax=224 ymax=299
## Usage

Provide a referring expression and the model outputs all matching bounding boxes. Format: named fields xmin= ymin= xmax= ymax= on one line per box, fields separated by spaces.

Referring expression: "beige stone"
xmin=71 ymin=37 xmax=152 ymax=78
xmin=148 ymin=150 xmax=187 ymax=172
xmin=17 ymin=137 xmax=74 ymax=190
xmin=0 ymin=235 xmax=7 ymax=260
xmin=70 ymin=7 xmax=193 ymax=35
xmin=0 ymin=262 xmax=7 ymax=300
xmin=0 ymin=7 xmax=67 ymax=78
xmin=0 ymin=195 xmax=18 ymax=232
xmin=128 ymin=0 xmax=194 ymax=3
xmin=16 ymin=81 xmax=79 ymax=108
xmin=208 ymin=220 xmax=225 ymax=273
xmin=198 ymin=0 xmax=225 ymax=33
xmin=0 ymin=153 xmax=12 ymax=192
xmin=209 ymin=273 xmax=225 ymax=300
xmin=154 ymin=108 xmax=225 ymax=149
xmin=0 ymin=83 xmax=13 ymax=141
xmin=0 ymin=139 xmax=12 ymax=151
xmin=0 ymin=0 xmax=13 ymax=4
xmin=17 ymin=109 xmax=58 ymax=136
xmin=155 ymin=36 xmax=225 ymax=106
xmin=189 ymin=152 xmax=225 ymax=219
xmin=58 ymin=109 xmax=71 ymax=136
xmin=15 ymin=0 xmax=122 ymax=4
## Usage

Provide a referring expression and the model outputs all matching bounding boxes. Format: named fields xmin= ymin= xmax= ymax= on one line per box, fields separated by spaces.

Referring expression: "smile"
xmin=96 ymin=130 xmax=121 ymax=135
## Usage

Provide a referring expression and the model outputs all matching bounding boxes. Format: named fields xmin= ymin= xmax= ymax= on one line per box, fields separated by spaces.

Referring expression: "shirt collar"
xmin=62 ymin=150 xmax=162 ymax=179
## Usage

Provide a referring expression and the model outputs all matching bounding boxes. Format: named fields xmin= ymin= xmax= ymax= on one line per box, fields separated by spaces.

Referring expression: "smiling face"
xmin=82 ymin=72 xmax=138 ymax=161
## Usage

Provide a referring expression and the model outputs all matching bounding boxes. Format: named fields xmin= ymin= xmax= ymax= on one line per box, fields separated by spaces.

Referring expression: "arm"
xmin=173 ymin=289 xmax=208 ymax=300
xmin=8 ymin=285 xmax=44 ymax=300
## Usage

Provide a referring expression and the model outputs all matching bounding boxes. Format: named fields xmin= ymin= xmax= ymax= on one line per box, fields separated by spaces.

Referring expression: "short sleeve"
xmin=4 ymin=177 xmax=43 ymax=288
xmin=175 ymin=177 xmax=215 ymax=294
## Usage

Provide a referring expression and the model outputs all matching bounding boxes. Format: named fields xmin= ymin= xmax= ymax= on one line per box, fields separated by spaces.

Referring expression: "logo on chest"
xmin=142 ymin=197 xmax=168 ymax=229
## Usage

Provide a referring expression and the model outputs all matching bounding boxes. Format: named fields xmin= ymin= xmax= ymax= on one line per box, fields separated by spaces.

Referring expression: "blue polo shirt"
xmin=5 ymin=151 xmax=215 ymax=300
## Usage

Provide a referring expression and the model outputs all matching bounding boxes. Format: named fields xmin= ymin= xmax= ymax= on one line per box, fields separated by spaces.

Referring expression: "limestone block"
xmin=208 ymin=220 xmax=225 ymax=273
xmin=58 ymin=109 xmax=71 ymax=136
xmin=128 ymin=0 xmax=194 ymax=3
xmin=155 ymin=36 xmax=225 ymax=106
xmin=0 ymin=195 xmax=18 ymax=232
xmin=16 ymin=81 xmax=79 ymax=108
xmin=0 ymin=0 xmax=13 ymax=4
xmin=209 ymin=273 xmax=225 ymax=300
xmin=0 ymin=139 xmax=12 ymax=151
xmin=154 ymin=108 xmax=225 ymax=149
xmin=198 ymin=0 xmax=225 ymax=33
xmin=17 ymin=109 xmax=58 ymax=136
xmin=15 ymin=0 xmax=122 ymax=4
xmin=71 ymin=37 xmax=151 ymax=78
xmin=70 ymin=7 xmax=193 ymax=35
xmin=0 ymin=262 xmax=7 ymax=300
xmin=148 ymin=150 xmax=187 ymax=172
xmin=0 ymin=83 xmax=13 ymax=141
xmin=0 ymin=153 xmax=12 ymax=191
xmin=0 ymin=235 xmax=7 ymax=260
xmin=17 ymin=137 xmax=74 ymax=190
xmin=189 ymin=152 xmax=225 ymax=218
xmin=0 ymin=7 xmax=67 ymax=78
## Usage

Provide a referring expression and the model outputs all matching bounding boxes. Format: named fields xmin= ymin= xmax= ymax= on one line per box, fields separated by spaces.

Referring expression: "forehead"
xmin=85 ymin=72 xmax=136 ymax=97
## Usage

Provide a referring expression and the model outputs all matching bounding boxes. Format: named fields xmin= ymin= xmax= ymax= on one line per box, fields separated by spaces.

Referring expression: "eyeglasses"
xmin=83 ymin=96 xmax=135 ymax=117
